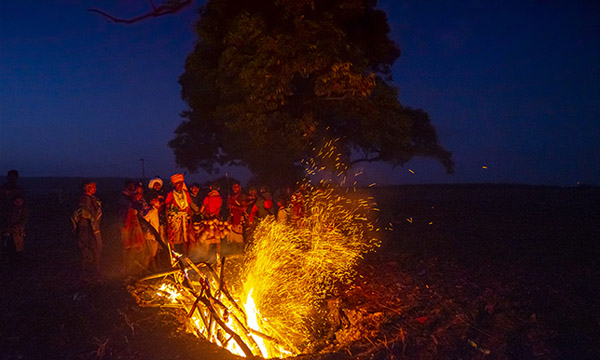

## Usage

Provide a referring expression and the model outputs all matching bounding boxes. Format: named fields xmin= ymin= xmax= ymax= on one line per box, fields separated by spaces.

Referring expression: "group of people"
xmin=0 ymin=170 xmax=27 ymax=266
xmin=0 ymin=168 xmax=308 ymax=280
xmin=71 ymin=173 xmax=308 ymax=280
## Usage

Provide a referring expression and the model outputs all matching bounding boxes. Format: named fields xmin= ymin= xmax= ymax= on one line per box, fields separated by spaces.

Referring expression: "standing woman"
xmin=165 ymin=174 xmax=192 ymax=256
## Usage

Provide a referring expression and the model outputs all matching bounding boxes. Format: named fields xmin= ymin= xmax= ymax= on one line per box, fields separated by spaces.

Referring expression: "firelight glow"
xmin=133 ymin=143 xmax=380 ymax=357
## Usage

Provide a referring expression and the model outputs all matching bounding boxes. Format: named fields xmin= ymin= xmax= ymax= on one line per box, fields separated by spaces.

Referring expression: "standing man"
xmin=72 ymin=179 xmax=102 ymax=282
xmin=165 ymin=173 xmax=192 ymax=256
xmin=1 ymin=170 xmax=26 ymax=266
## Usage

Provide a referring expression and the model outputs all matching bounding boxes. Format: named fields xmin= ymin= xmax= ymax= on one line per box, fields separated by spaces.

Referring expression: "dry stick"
xmin=167 ymin=243 xmax=175 ymax=267
xmin=191 ymin=304 xmax=210 ymax=338
xmin=218 ymin=255 xmax=226 ymax=296
xmin=197 ymin=295 xmax=254 ymax=357
xmin=208 ymin=314 xmax=216 ymax=343
xmin=141 ymin=254 xmax=257 ymax=355
xmin=143 ymin=257 xmax=221 ymax=283
xmin=205 ymin=286 xmax=218 ymax=342
xmin=139 ymin=268 xmax=180 ymax=281
xmin=136 ymin=260 xmax=244 ymax=349
xmin=183 ymin=258 xmax=233 ymax=322
xmin=227 ymin=312 xmax=262 ymax=352
xmin=202 ymin=261 xmax=221 ymax=282
xmin=139 ymin=256 xmax=209 ymax=282
xmin=178 ymin=281 xmax=216 ymax=341
xmin=180 ymin=266 xmax=215 ymax=342
xmin=187 ymin=287 xmax=205 ymax=317
xmin=221 ymin=283 xmax=246 ymax=317
xmin=210 ymin=273 xmax=284 ymax=354
xmin=186 ymin=288 xmax=214 ymax=339
xmin=206 ymin=296 xmax=263 ymax=352
xmin=191 ymin=259 xmax=261 ymax=355
xmin=184 ymin=258 xmax=211 ymax=280
xmin=222 ymin=334 xmax=235 ymax=347
xmin=204 ymin=262 xmax=247 ymax=318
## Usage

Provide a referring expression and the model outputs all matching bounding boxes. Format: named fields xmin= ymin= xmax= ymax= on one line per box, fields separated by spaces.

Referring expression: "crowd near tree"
xmin=10 ymin=0 xmax=455 ymax=285
xmin=64 ymin=173 xmax=305 ymax=282
xmin=0 ymin=169 xmax=305 ymax=283
xmin=72 ymin=179 xmax=103 ymax=280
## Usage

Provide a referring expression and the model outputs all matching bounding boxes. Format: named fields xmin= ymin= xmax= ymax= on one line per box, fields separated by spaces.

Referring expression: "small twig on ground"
xmin=398 ymin=327 xmax=407 ymax=357
xmin=92 ymin=337 xmax=110 ymax=359
xmin=118 ymin=309 xmax=135 ymax=336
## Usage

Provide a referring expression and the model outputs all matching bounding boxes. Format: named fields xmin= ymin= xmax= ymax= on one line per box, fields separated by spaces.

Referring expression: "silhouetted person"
xmin=189 ymin=182 xmax=203 ymax=222
xmin=1 ymin=170 xmax=26 ymax=266
xmin=120 ymin=181 xmax=148 ymax=276
xmin=1 ymin=170 xmax=23 ymax=227
xmin=1 ymin=195 xmax=28 ymax=266
xmin=71 ymin=179 xmax=102 ymax=282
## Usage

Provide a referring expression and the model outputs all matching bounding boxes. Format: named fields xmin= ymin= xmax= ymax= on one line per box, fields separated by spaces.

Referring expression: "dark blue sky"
xmin=1 ymin=1 xmax=599 ymax=186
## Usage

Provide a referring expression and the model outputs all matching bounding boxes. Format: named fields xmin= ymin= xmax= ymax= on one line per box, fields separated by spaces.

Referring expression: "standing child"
xmin=142 ymin=196 xmax=161 ymax=272
xmin=120 ymin=181 xmax=147 ymax=276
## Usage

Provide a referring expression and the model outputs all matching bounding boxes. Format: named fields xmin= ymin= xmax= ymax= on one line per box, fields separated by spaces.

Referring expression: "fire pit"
xmin=130 ymin=183 xmax=380 ymax=358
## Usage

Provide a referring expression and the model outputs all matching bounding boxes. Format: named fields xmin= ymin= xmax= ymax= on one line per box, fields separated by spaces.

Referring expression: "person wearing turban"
xmin=165 ymin=173 xmax=192 ymax=255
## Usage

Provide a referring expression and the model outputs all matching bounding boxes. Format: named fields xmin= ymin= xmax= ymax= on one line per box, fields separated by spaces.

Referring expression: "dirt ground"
xmin=1 ymin=183 xmax=599 ymax=359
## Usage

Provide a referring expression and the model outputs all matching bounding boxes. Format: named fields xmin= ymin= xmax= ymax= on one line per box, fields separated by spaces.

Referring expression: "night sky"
xmin=1 ymin=1 xmax=598 ymax=186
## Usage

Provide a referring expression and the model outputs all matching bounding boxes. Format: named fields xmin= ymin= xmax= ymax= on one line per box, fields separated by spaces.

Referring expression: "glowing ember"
xmin=157 ymin=283 xmax=182 ymax=303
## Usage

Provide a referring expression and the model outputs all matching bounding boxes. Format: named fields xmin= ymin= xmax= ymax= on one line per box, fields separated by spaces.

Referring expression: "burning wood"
xmin=131 ymin=251 xmax=295 ymax=357
xmin=131 ymin=142 xmax=381 ymax=358
xmin=131 ymin=183 xmax=379 ymax=358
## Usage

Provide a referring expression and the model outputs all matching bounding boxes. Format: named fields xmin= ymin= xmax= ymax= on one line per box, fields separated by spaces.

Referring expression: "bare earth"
xmin=1 ymin=184 xmax=599 ymax=359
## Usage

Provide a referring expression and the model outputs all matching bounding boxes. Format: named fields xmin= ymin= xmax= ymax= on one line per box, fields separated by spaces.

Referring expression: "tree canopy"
xmin=170 ymin=0 xmax=453 ymax=186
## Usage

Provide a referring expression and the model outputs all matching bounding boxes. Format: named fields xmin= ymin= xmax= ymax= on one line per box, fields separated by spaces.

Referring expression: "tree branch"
xmin=88 ymin=0 xmax=193 ymax=24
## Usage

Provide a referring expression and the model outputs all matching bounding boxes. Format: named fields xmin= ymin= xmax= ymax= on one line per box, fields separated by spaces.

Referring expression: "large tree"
xmin=171 ymin=0 xmax=453 ymax=186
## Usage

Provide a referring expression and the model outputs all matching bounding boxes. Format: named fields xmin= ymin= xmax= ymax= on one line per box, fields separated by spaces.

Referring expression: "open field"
xmin=1 ymin=182 xmax=599 ymax=359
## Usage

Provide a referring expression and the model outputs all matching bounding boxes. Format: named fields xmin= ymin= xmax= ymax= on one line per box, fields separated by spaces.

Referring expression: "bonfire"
xmin=130 ymin=143 xmax=380 ymax=358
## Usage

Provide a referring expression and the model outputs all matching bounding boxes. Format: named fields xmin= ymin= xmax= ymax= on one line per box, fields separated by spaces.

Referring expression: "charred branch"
xmin=134 ymin=249 xmax=292 ymax=357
